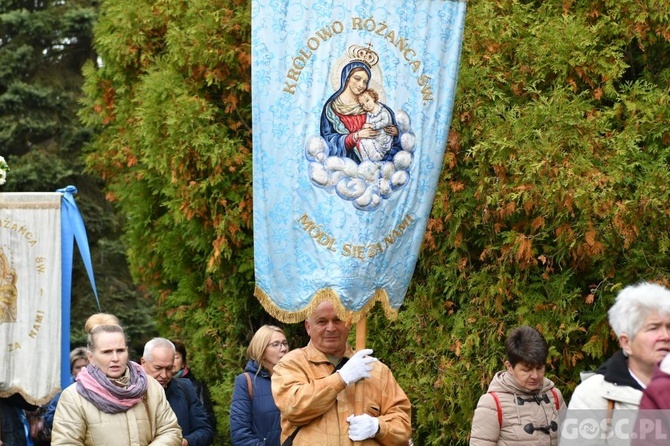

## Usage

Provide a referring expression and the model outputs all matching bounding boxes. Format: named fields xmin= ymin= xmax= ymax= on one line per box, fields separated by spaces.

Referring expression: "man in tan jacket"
xmin=271 ymin=300 xmax=411 ymax=445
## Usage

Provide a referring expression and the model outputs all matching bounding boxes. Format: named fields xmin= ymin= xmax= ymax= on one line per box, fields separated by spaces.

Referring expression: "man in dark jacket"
xmin=142 ymin=338 xmax=214 ymax=446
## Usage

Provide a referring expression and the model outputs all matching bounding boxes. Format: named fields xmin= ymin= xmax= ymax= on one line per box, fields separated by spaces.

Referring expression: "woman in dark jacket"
xmin=172 ymin=340 xmax=217 ymax=431
xmin=230 ymin=325 xmax=289 ymax=446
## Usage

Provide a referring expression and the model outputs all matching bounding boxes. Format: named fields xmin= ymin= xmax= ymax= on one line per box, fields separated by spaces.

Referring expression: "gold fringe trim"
xmin=0 ymin=385 xmax=61 ymax=406
xmin=0 ymin=192 xmax=61 ymax=208
xmin=254 ymin=285 xmax=399 ymax=324
xmin=0 ymin=202 xmax=60 ymax=209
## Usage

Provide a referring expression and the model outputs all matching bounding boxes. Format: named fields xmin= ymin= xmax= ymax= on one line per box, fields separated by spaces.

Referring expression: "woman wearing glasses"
xmin=230 ymin=325 xmax=289 ymax=446
xmin=469 ymin=325 xmax=566 ymax=446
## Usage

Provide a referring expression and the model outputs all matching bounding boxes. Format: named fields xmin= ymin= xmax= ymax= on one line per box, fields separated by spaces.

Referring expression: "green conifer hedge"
xmin=80 ymin=0 xmax=670 ymax=443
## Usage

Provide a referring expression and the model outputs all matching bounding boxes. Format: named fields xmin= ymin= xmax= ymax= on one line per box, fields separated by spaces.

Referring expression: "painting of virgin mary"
xmin=319 ymin=60 xmax=402 ymax=165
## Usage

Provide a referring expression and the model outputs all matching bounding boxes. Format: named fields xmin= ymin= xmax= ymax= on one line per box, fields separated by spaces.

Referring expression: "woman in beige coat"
xmin=51 ymin=314 xmax=182 ymax=446
xmin=470 ymin=326 xmax=566 ymax=446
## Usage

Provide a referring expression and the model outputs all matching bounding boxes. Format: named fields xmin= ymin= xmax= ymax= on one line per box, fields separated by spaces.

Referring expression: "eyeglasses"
xmin=267 ymin=341 xmax=289 ymax=349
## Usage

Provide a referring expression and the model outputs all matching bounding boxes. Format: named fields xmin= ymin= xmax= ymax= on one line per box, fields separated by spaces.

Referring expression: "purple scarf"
xmin=76 ymin=361 xmax=148 ymax=414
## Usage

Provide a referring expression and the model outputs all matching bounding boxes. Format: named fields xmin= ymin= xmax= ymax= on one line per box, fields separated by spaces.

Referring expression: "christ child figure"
xmin=355 ymin=88 xmax=394 ymax=162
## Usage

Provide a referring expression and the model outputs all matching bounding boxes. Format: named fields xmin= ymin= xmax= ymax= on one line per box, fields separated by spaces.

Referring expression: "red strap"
xmin=550 ymin=388 xmax=560 ymax=410
xmin=489 ymin=390 xmax=557 ymax=428
xmin=489 ymin=392 xmax=503 ymax=427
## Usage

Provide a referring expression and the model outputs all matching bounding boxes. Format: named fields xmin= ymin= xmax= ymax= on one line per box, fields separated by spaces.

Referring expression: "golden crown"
xmin=347 ymin=44 xmax=379 ymax=68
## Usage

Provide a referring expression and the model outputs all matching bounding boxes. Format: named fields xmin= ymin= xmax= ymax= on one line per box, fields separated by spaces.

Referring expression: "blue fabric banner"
xmin=252 ymin=0 xmax=467 ymax=322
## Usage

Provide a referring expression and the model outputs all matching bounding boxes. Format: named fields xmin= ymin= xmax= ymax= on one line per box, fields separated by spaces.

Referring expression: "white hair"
xmin=143 ymin=337 xmax=175 ymax=361
xmin=608 ymin=282 xmax=670 ymax=338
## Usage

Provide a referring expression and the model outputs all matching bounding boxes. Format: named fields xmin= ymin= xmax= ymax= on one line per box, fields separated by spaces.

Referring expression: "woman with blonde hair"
xmin=51 ymin=314 xmax=182 ymax=445
xmin=230 ymin=325 xmax=289 ymax=446
xmin=83 ymin=312 xmax=119 ymax=333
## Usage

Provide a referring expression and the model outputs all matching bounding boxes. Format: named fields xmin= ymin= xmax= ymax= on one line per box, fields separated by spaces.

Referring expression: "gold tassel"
xmin=254 ymin=285 xmax=399 ymax=323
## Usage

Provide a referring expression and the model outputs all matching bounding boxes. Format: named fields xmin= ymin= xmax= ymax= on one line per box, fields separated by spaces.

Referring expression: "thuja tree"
xmin=0 ymin=0 xmax=155 ymax=353
xmin=79 ymin=0 xmax=258 ymax=441
xmin=80 ymin=0 xmax=670 ymax=444
xmin=380 ymin=0 xmax=670 ymax=444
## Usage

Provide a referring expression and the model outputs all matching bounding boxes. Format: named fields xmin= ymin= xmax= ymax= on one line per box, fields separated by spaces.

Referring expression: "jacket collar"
xmin=244 ymin=359 xmax=272 ymax=378
xmin=597 ymin=350 xmax=644 ymax=390
xmin=304 ymin=341 xmax=354 ymax=366
xmin=490 ymin=370 xmax=555 ymax=395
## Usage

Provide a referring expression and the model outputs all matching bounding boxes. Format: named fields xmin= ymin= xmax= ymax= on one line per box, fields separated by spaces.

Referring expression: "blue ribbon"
xmin=58 ymin=185 xmax=100 ymax=390
xmin=18 ymin=406 xmax=35 ymax=446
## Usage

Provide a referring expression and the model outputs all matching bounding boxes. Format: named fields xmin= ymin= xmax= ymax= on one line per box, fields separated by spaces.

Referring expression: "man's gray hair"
xmin=608 ymin=282 xmax=670 ymax=339
xmin=143 ymin=337 xmax=176 ymax=362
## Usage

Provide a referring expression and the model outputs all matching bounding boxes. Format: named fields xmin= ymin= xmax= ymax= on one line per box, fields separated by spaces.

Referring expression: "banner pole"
xmin=353 ymin=313 xmax=367 ymax=445
xmin=355 ymin=314 xmax=366 ymax=350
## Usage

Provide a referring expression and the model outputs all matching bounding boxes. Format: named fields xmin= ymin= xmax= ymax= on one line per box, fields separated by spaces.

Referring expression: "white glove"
xmin=337 ymin=349 xmax=376 ymax=385
xmin=347 ymin=414 xmax=380 ymax=441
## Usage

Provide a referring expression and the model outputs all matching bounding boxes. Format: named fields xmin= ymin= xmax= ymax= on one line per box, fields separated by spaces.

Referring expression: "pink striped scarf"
xmin=76 ymin=361 xmax=148 ymax=414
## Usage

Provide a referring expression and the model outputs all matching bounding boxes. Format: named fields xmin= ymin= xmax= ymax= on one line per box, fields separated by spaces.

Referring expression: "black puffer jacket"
xmin=181 ymin=367 xmax=217 ymax=431
xmin=1 ymin=394 xmax=38 ymax=446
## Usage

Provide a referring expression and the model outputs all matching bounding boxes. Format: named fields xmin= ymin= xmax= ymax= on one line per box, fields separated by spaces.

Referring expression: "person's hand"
xmin=182 ymin=438 xmax=189 ymax=446
xmin=357 ymin=127 xmax=379 ymax=139
xmin=383 ymin=125 xmax=398 ymax=136
xmin=347 ymin=414 xmax=380 ymax=441
xmin=337 ymin=349 xmax=376 ymax=385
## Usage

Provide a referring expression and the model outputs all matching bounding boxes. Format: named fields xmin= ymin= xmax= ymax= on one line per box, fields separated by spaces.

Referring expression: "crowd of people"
xmin=470 ymin=281 xmax=670 ymax=446
xmin=1 ymin=313 xmax=218 ymax=446
xmin=3 ymin=280 xmax=670 ymax=445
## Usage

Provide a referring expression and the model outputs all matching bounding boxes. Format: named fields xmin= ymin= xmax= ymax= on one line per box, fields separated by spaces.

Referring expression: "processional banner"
xmin=253 ymin=0 xmax=467 ymax=322
xmin=0 ymin=193 xmax=61 ymax=405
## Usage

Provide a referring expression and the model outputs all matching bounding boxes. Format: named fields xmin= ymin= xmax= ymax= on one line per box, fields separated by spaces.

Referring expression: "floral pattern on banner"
xmin=252 ymin=0 xmax=467 ymax=322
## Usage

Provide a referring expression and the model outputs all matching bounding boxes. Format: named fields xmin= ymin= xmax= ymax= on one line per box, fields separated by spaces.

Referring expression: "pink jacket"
xmin=633 ymin=365 xmax=670 ymax=446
